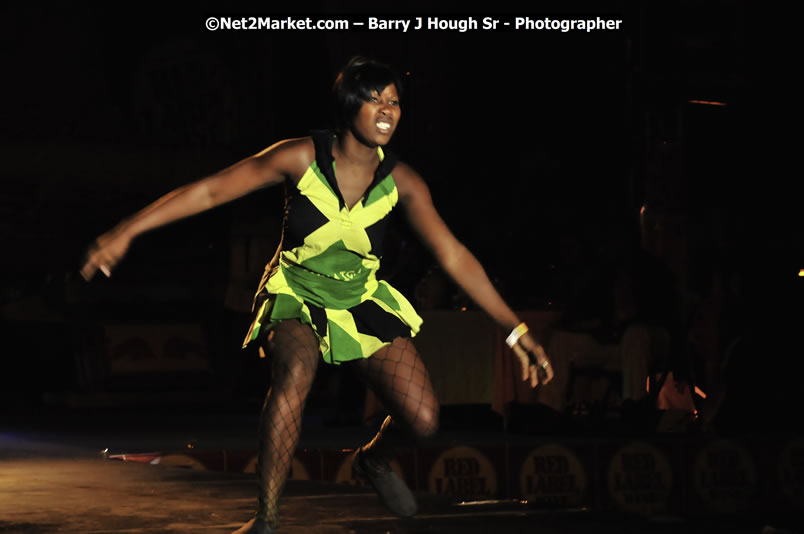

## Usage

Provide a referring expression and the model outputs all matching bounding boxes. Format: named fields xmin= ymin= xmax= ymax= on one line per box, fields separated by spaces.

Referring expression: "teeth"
xmin=377 ymin=121 xmax=391 ymax=131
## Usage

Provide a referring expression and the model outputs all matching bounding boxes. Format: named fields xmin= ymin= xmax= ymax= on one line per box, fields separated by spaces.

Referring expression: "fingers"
xmin=512 ymin=344 xmax=530 ymax=382
xmin=532 ymin=358 xmax=554 ymax=386
xmin=81 ymin=245 xmax=115 ymax=281
xmin=512 ymin=343 xmax=554 ymax=388
xmin=80 ymin=263 xmax=96 ymax=281
xmin=530 ymin=345 xmax=554 ymax=385
xmin=541 ymin=363 xmax=555 ymax=385
xmin=80 ymin=261 xmax=111 ymax=281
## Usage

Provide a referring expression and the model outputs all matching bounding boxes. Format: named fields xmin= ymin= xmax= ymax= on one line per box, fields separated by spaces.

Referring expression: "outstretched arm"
xmin=80 ymin=137 xmax=313 ymax=280
xmin=394 ymin=163 xmax=553 ymax=387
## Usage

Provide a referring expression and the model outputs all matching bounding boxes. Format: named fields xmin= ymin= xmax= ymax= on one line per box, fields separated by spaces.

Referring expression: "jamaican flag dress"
xmin=243 ymin=131 xmax=423 ymax=364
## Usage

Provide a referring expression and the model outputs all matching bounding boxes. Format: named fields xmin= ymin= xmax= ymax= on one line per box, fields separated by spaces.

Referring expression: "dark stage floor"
xmin=0 ymin=410 xmax=800 ymax=534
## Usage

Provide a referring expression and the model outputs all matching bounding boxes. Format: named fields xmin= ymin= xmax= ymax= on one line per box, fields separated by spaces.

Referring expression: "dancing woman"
xmin=81 ymin=57 xmax=553 ymax=533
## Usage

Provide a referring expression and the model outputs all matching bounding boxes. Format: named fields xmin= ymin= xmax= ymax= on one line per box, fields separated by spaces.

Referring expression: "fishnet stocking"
xmin=349 ymin=337 xmax=439 ymax=463
xmin=255 ymin=320 xmax=319 ymax=529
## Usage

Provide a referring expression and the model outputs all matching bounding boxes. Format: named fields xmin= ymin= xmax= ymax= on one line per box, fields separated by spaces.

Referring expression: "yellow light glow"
xmin=799 ymin=269 xmax=804 ymax=277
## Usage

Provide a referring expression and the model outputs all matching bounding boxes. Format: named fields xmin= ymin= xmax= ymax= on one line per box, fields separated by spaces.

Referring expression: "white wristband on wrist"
xmin=505 ymin=322 xmax=529 ymax=348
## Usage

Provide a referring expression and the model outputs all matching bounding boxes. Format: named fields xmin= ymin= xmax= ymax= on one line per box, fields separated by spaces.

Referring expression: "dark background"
xmin=1 ymin=2 xmax=797 ymax=427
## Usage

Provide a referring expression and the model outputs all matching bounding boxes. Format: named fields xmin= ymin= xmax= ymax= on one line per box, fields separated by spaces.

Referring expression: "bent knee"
xmin=412 ymin=403 xmax=439 ymax=439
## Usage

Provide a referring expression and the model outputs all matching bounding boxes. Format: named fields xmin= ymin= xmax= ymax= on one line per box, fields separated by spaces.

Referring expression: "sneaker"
xmin=352 ymin=450 xmax=417 ymax=517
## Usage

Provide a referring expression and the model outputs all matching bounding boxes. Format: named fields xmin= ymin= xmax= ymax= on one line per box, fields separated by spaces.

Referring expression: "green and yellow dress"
xmin=243 ymin=131 xmax=422 ymax=364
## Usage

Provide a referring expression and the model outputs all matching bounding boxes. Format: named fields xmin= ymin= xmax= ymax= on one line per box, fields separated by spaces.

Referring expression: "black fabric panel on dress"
xmin=310 ymin=129 xmax=398 ymax=212
xmin=306 ymin=302 xmax=328 ymax=337
xmin=283 ymin=187 xmax=330 ymax=252
xmin=364 ymin=215 xmax=390 ymax=258
xmin=352 ymin=299 xmax=411 ymax=343
xmin=364 ymin=150 xmax=398 ymax=259
xmin=373 ymin=149 xmax=398 ymax=183
xmin=311 ymin=130 xmax=345 ymax=210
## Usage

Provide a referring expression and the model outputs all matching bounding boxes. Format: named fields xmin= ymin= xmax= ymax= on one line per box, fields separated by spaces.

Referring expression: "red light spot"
xmin=688 ymin=99 xmax=728 ymax=107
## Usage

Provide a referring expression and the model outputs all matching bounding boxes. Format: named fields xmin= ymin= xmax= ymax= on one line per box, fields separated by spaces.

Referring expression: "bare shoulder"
xmin=391 ymin=160 xmax=430 ymax=203
xmin=254 ymin=136 xmax=315 ymax=183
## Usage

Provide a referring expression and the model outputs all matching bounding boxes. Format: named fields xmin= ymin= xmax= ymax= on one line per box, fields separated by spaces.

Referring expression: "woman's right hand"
xmin=77 ymin=137 xmax=309 ymax=282
xmin=80 ymin=225 xmax=132 ymax=280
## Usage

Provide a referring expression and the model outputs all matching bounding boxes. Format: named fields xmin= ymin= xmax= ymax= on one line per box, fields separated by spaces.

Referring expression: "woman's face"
xmin=351 ymin=83 xmax=401 ymax=146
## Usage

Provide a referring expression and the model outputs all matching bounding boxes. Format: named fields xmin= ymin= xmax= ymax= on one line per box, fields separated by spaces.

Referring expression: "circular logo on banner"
xmin=608 ymin=442 xmax=673 ymax=515
xmin=520 ymin=445 xmax=587 ymax=506
xmin=428 ymin=446 xmax=497 ymax=498
xmin=244 ymin=455 xmax=310 ymax=480
xmin=694 ymin=439 xmax=757 ymax=514
xmin=335 ymin=454 xmax=405 ymax=487
xmin=778 ymin=438 xmax=804 ymax=509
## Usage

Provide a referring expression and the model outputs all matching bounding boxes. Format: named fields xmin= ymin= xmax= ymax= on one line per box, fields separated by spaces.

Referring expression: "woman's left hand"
xmin=512 ymin=331 xmax=554 ymax=388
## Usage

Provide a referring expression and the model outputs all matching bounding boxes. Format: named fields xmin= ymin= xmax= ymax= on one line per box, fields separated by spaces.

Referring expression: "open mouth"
xmin=376 ymin=120 xmax=392 ymax=133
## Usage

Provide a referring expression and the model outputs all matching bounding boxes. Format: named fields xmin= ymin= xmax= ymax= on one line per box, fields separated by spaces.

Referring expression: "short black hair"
xmin=332 ymin=56 xmax=403 ymax=135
